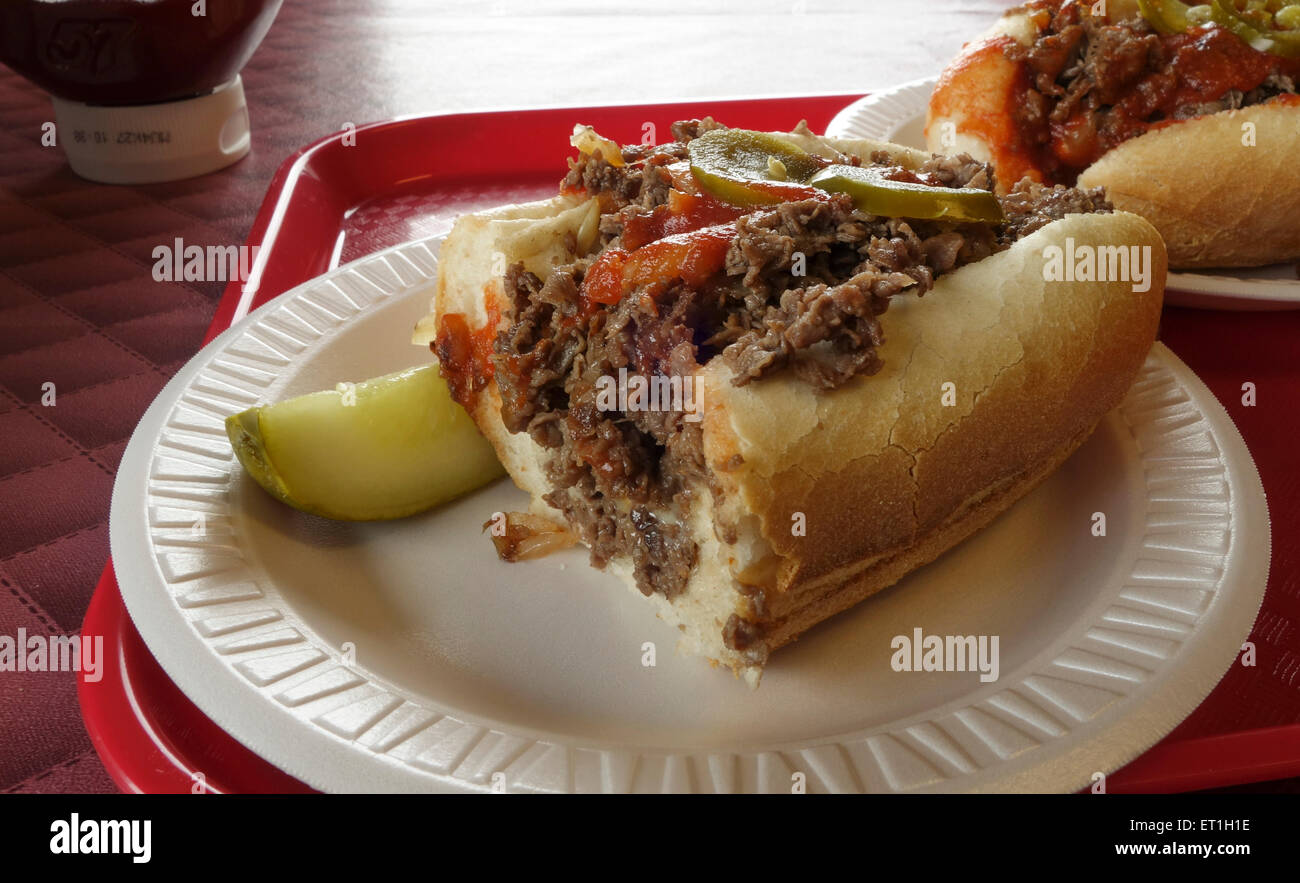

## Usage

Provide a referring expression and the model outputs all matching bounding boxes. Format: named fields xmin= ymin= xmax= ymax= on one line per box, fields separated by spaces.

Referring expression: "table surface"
xmin=0 ymin=0 xmax=1296 ymax=793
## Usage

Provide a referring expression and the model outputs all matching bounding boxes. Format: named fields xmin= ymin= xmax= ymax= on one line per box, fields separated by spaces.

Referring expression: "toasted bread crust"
xmin=702 ymin=210 xmax=1164 ymax=605
xmin=757 ymin=420 xmax=1094 ymax=654
xmin=1077 ymin=101 xmax=1300 ymax=267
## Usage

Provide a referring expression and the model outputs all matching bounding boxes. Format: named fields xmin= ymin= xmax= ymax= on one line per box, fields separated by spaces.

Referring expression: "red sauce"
xmin=627 ymin=225 xmax=734 ymax=290
xmin=932 ymin=36 xmax=1047 ymax=187
xmin=1163 ymin=25 xmax=1290 ymax=106
xmin=622 ymin=189 xmax=748 ymax=250
xmin=579 ymin=224 xmax=735 ymax=310
xmin=742 ymin=180 xmax=826 ymax=202
xmin=433 ymin=297 xmax=500 ymax=410
xmin=582 ymin=248 xmax=628 ymax=306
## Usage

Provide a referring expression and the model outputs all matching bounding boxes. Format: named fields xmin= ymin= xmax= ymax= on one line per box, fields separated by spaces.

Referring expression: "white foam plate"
xmin=827 ymin=77 xmax=1300 ymax=310
xmin=110 ymin=235 xmax=1269 ymax=793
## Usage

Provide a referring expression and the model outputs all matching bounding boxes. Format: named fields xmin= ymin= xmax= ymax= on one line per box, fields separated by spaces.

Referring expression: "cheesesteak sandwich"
xmin=414 ymin=120 xmax=1166 ymax=686
xmin=927 ymin=0 xmax=1300 ymax=267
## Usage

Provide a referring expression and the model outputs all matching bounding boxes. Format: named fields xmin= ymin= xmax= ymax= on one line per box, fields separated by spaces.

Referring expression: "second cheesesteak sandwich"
xmin=414 ymin=120 xmax=1166 ymax=686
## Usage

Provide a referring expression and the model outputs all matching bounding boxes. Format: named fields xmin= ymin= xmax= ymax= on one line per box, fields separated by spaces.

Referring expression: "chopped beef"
xmin=916 ymin=153 xmax=994 ymax=190
xmin=631 ymin=507 xmax=697 ymax=597
xmin=562 ymin=151 xmax=641 ymax=207
xmin=723 ymin=614 xmax=763 ymax=652
xmin=717 ymin=192 xmax=1003 ymax=388
xmin=488 ymin=119 xmax=1112 ymax=599
xmin=999 ymin=178 xmax=1112 ymax=242
xmin=670 ymin=117 xmax=725 ymax=142
xmin=1025 ymin=20 xmax=1085 ymax=94
xmin=494 ymin=262 xmax=589 ymax=440
xmin=1085 ymin=20 xmax=1161 ymax=105
xmin=638 ymin=162 xmax=675 ymax=211
xmin=561 ymin=117 xmax=721 ymax=215
xmin=725 ymin=276 xmax=889 ymax=389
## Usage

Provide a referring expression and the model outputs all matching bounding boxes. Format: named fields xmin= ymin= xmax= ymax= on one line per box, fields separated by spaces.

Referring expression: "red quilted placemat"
xmin=0 ymin=3 xmax=346 ymax=794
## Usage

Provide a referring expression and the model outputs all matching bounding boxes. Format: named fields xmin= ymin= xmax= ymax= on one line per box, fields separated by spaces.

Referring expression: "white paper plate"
xmin=827 ymin=77 xmax=1300 ymax=310
xmin=110 ymin=235 xmax=1270 ymax=793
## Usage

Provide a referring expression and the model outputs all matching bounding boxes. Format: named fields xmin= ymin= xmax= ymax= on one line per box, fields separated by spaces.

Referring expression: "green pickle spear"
xmin=225 ymin=364 xmax=504 ymax=521
xmin=808 ymin=165 xmax=1004 ymax=222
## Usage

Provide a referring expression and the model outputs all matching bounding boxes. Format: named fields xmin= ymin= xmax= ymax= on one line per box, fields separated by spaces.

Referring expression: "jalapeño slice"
xmin=808 ymin=165 xmax=1005 ymax=223
xmin=1210 ymin=0 xmax=1300 ymax=57
xmin=687 ymin=128 xmax=827 ymax=206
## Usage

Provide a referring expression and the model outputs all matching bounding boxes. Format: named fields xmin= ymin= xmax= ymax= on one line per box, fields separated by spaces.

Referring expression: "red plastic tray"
xmin=80 ymin=95 xmax=1300 ymax=793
